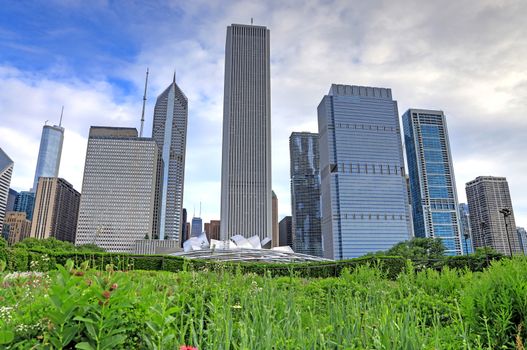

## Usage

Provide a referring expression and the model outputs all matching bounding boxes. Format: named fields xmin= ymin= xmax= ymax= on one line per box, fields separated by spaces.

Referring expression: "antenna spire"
xmin=59 ymin=106 xmax=64 ymax=127
xmin=173 ymin=69 xmax=176 ymax=84
xmin=199 ymin=201 xmax=202 ymax=217
xmin=140 ymin=68 xmax=149 ymax=137
xmin=251 ymin=17 xmax=253 ymax=25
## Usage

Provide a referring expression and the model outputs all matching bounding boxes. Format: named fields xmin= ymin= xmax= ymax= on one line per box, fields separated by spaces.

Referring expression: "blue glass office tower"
xmin=13 ymin=191 xmax=35 ymax=221
xmin=191 ymin=217 xmax=203 ymax=238
xmin=289 ymin=132 xmax=322 ymax=257
xmin=459 ymin=203 xmax=474 ymax=254
xmin=318 ymin=85 xmax=412 ymax=259
xmin=32 ymin=124 xmax=64 ymax=192
xmin=403 ymin=109 xmax=463 ymax=255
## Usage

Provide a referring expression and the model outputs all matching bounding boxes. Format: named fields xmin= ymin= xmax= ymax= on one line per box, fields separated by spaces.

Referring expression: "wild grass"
xmin=0 ymin=257 xmax=526 ymax=349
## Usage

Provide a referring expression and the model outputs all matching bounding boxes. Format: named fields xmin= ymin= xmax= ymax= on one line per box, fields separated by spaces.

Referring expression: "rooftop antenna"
xmin=173 ymin=69 xmax=176 ymax=84
xmin=251 ymin=17 xmax=253 ymax=25
xmin=199 ymin=201 xmax=202 ymax=217
xmin=59 ymin=106 xmax=64 ymax=127
xmin=140 ymin=68 xmax=149 ymax=137
xmin=44 ymin=120 xmax=49 ymax=126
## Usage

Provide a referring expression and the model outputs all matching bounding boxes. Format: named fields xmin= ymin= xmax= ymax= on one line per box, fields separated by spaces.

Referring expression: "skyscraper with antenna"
xmin=32 ymin=107 xmax=65 ymax=192
xmin=152 ymin=72 xmax=188 ymax=241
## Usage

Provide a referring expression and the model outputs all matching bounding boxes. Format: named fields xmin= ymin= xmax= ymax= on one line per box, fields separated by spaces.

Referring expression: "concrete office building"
xmin=31 ymin=177 xmax=81 ymax=243
xmin=220 ymin=24 xmax=272 ymax=241
xmin=32 ymin=123 xmax=64 ymax=192
xmin=466 ymin=176 xmax=521 ymax=255
xmin=0 ymin=148 xmax=14 ymax=231
xmin=5 ymin=212 xmax=31 ymax=245
xmin=13 ymin=191 xmax=35 ymax=221
xmin=204 ymin=220 xmax=220 ymax=241
xmin=152 ymin=75 xmax=188 ymax=242
xmin=403 ymin=109 xmax=463 ymax=255
xmin=279 ymin=216 xmax=293 ymax=247
xmin=75 ymin=127 xmax=162 ymax=252
xmin=318 ymin=84 xmax=412 ymax=259
xmin=290 ymin=132 xmax=323 ymax=257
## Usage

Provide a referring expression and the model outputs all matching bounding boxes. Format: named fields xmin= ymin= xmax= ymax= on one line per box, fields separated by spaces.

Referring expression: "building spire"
xmin=59 ymin=106 xmax=64 ymax=127
xmin=140 ymin=68 xmax=149 ymax=137
xmin=173 ymin=69 xmax=176 ymax=84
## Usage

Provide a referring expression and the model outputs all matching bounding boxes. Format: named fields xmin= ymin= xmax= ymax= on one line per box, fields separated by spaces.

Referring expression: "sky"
xmin=1 ymin=0 xmax=526 ymax=228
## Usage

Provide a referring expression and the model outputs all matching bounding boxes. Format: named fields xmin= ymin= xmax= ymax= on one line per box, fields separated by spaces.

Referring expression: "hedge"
xmin=1 ymin=246 xmax=505 ymax=279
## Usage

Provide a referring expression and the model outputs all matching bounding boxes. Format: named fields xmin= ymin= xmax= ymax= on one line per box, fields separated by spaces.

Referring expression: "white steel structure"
xmin=220 ymin=24 xmax=272 ymax=241
xmin=152 ymin=75 xmax=188 ymax=242
xmin=75 ymin=127 xmax=162 ymax=252
xmin=0 ymin=148 xmax=14 ymax=230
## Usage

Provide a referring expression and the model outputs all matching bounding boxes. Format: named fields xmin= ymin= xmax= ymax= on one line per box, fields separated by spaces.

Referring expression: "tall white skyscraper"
xmin=0 ymin=148 xmax=14 ymax=230
xmin=152 ymin=75 xmax=188 ymax=242
xmin=32 ymin=123 xmax=64 ymax=192
xmin=75 ymin=127 xmax=162 ymax=252
xmin=220 ymin=24 xmax=272 ymax=240
xmin=318 ymin=85 xmax=412 ymax=259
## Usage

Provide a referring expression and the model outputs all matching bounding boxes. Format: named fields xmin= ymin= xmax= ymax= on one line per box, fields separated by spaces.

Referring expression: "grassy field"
xmin=0 ymin=258 xmax=526 ymax=349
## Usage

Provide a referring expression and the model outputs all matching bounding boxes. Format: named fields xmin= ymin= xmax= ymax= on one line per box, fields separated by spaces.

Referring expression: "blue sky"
xmin=1 ymin=0 xmax=527 ymax=228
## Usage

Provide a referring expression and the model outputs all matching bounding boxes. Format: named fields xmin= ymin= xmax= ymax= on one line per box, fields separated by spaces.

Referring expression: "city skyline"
xmin=1 ymin=1 xmax=526 ymax=228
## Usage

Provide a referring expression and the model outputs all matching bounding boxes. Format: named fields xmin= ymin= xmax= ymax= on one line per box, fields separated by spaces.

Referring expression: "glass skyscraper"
xmin=403 ymin=109 xmax=463 ymax=255
xmin=13 ymin=191 xmax=35 ymax=221
xmin=152 ymin=75 xmax=188 ymax=242
xmin=318 ymin=84 xmax=412 ymax=259
xmin=459 ymin=203 xmax=474 ymax=254
xmin=32 ymin=124 xmax=64 ymax=192
xmin=220 ymin=24 xmax=272 ymax=241
xmin=289 ymin=132 xmax=322 ymax=257
xmin=0 ymin=147 xmax=14 ymax=231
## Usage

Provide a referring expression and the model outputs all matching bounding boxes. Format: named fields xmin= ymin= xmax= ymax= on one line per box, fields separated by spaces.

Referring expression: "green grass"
xmin=0 ymin=258 xmax=526 ymax=349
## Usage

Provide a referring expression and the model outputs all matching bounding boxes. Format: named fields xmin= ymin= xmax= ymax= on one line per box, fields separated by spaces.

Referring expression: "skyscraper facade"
xmin=220 ymin=24 xmax=272 ymax=241
xmin=75 ymin=127 xmax=162 ymax=252
xmin=465 ymin=176 xmax=521 ymax=255
xmin=459 ymin=203 xmax=474 ymax=254
xmin=5 ymin=212 xmax=31 ymax=245
xmin=289 ymin=132 xmax=323 ymax=257
xmin=191 ymin=216 xmax=203 ymax=238
xmin=279 ymin=216 xmax=293 ymax=247
xmin=272 ymin=191 xmax=278 ymax=247
xmin=31 ymin=177 xmax=81 ymax=243
xmin=318 ymin=84 xmax=412 ymax=259
xmin=0 ymin=148 xmax=14 ymax=231
xmin=152 ymin=76 xmax=188 ymax=242
xmin=517 ymin=227 xmax=527 ymax=255
xmin=32 ymin=124 xmax=64 ymax=192
xmin=13 ymin=191 xmax=35 ymax=221
xmin=7 ymin=189 xmax=18 ymax=212
xmin=205 ymin=220 xmax=220 ymax=241
xmin=403 ymin=109 xmax=463 ymax=255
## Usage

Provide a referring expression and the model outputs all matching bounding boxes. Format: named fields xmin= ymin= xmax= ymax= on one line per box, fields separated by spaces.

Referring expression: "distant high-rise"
xmin=517 ymin=227 xmax=527 ymax=255
xmin=13 ymin=191 xmax=35 ymax=221
xmin=31 ymin=177 xmax=81 ymax=243
xmin=0 ymin=148 xmax=14 ymax=231
xmin=191 ymin=216 xmax=203 ymax=238
xmin=272 ymin=191 xmax=278 ymax=247
xmin=279 ymin=216 xmax=293 ymax=247
xmin=459 ymin=203 xmax=474 ymax=254
xmin=32 ymin=123 xmax=64 ymax=192
xmin=403 ymin=109 xmax=463 ymax=255
xmin=152 ymin=75 xmax=188 ymax=242
xmin=220 ymin=24 xmax=272 ymax=241
xmin=7 ymin=189 xmax=18 ymax=212
xmin=75 ymin=127 xmax=162 ymax=252
xmin=5 ymin=212 xmax=31 ymax=245
xmin=181 ymin=208 xmax=188 ymax=244
xmin=318 ymin=85 xmax=412 ymax=259
xmin=290 ymin=132 xmax=322 ymax=256
xmin=466 ymin=176 xmax=521 ymax=255
xmin=204 ymin=220 xmax=220 ymax=241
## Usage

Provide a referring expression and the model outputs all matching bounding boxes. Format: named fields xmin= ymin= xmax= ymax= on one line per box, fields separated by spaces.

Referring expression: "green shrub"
xmin=461 ymin=257 xmax=527 ymax=348
xmin=6 ymin=248 xmax=29 ymax=271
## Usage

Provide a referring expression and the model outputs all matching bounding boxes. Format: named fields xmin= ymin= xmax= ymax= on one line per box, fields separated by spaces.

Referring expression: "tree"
xmin=385 ymin=237 xmax=446 ymax=260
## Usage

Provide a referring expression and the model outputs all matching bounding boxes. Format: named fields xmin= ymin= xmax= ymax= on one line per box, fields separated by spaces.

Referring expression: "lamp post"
xmin=463 ymin=232 xmax=470 ymax=255
xmin=499 ymin=208 xmax=513 ymax=257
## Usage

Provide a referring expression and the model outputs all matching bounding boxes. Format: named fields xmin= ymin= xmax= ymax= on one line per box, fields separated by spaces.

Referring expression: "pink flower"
xmin=180 ymin=346 xmax=198 ymax=350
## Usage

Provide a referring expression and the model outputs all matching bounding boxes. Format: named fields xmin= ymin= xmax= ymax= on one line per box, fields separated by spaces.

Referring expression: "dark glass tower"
xmin=290 ymin=132 xmax=322 ymax=256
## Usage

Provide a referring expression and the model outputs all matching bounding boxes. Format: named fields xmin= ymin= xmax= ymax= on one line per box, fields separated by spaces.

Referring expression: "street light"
xmin=499 ymin=208 xmax=513 ymax=257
